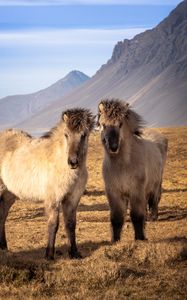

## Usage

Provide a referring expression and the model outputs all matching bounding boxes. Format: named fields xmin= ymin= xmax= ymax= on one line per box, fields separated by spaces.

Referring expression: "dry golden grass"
xmin=0 ymin=127 xmax=187 ymax=300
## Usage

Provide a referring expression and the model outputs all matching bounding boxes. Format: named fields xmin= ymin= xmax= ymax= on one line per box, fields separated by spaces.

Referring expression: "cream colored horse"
xmin=0 ymin=108 xmax=94 ymax=260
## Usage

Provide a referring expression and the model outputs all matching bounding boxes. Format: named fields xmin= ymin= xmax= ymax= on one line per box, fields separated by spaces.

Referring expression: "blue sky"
xmin=0 ymin=0 xmax=182 ymax=98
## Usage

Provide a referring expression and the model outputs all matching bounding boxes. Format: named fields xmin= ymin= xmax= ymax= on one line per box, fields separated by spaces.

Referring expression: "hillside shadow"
xmin=10 ymin=207 xmax=44 ymax=221
xmin=78 ymin=203 xmax=109 ymax=212
xmin=9 ymin=204 xmax=186 ymax=222
xmin=0 ymin=240 xmax=110 ymax=267
xmin=156 ymin=236 xmax=187 ymax=244
xmin=84 ymin=189 xmax=105 ymax=197
xmin=79 ymin=203 xmax=187 ymax=221
xmin=162 ymin=188 xmax=187 ymax=194
xmin=158 ymin=206 xmax=187 ymax=221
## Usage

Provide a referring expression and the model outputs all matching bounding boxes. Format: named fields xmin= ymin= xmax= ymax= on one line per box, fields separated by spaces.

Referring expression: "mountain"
xmin=6 ymin=1 xmax=187 ymax=133
xmin=0 ymin=70 xmax=90 ymax=129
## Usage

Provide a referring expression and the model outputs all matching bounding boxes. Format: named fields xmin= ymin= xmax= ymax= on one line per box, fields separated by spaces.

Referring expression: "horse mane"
xmin=99 ymin=98 xmax=145 ymax=136
xmin=5 ymin=128 xmax=32 ymax=139
xmin=126 ymin=109 xmax=145 ymax=136
xmin=41 ymin=108 xmax=94 ymax=139
xmin=41 ymin=126 xmax=58 ymax=139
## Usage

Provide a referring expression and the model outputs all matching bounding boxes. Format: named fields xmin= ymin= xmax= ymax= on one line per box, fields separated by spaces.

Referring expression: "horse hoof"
xmin=45 ymin=254 xmax=54 ymax=261
xmin=151 ymin=216 xmax=158 ymax=222
xmin=56 ymin=249 xmax=63 ymax=256
xmin=135 ymin=235 xmax=147 ymax=241
xmin=69 ymin=250 xmax=82 ymax=259
xmin=148 ymin=211 xmax=158 ymax=222
xmin=112 ymin=238 xmax=120 ymax=244
xmin=0 ymin=242 xmax=8 ymax=250
xmin=45 ymin=250 xmax=54 ymax=260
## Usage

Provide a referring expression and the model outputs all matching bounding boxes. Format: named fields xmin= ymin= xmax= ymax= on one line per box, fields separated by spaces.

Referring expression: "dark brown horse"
xmin=98 ymin=98 xmax=168 ymax=242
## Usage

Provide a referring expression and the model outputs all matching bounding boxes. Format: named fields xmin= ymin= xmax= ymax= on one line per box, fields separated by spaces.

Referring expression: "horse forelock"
xmin=99 ymin=98 xmax=145 ymax=135
xmin=99 ymin=99 xmax=127 ymax=123
xmin=63 ymin=108 xmax=94 ymax=132
xmin=41 ymin=109 xmax=94 ymax=139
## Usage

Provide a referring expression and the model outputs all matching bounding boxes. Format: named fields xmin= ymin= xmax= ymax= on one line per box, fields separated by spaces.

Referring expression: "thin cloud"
xmin=0 ymin=0 xmax=182 ymax=5
xmin=0 ymin=28 xmax=148 ymax=46
xmin=0 ymin=27 xmax=148 ymax=97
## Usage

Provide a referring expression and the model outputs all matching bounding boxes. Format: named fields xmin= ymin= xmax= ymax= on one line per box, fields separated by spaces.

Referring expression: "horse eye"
xmin=119 ymin=123 xmax=123 ymax=128
xmin=64 ymin=133 xmax=68 ymax=139
xmin=102 ymin=124 xmax=106 ymax=129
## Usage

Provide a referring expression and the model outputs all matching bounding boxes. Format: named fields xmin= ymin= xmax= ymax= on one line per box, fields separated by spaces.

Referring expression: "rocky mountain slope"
xmin=0 ymin=70 xmax=90 ymax=129
xmin=3 ymin=1 xmax=187 ymax=133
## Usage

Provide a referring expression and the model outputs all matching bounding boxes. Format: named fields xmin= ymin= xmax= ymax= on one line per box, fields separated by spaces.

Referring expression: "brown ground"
xmin=0 ymin=127 xmax=186 ymax=300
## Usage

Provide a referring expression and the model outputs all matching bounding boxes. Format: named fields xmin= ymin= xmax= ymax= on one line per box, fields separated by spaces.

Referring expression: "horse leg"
xmin=0 ymin=191 xmax=16 ymax=250
xmin=107 ymin=190 xmax=127 ymax=243
xmin=130 ymin=194 xmax=146 ymax=240
xmin=0 ymin=194 xmax=7 ymax=249
xmin=62 ymin=200 xmax=81 ymax=259
xmin=45 ymin=203 xmax=59 ymax=260
xmin=148 ymin=193 xmax=158 ymax=221
xmin=148 ymin=184 xmax=161 ymax=221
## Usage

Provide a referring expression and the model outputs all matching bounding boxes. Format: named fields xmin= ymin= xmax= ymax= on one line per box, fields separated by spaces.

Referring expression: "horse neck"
xmin=45 ymin=124 xmax=66 ymax=158
xmin=122 ymin=128 xmax=143 ymax=164
xmin=80 ymin=147 xmax=88 ymax=168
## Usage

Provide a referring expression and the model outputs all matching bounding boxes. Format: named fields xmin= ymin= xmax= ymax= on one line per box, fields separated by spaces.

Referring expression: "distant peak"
xmin=66 ymin=70 xmax=90 ymax=79
xmin=52 ymin=70 xmax=90 ymax=88
xmin=69 ymin=70 xmax=81 ymax=74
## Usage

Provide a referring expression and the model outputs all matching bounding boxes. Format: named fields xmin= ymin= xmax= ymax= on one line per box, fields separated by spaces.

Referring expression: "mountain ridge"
xmin=0 ymin=70 xmax=90 ymax=129
xmin=2 ymin=1 xmax=187 ymax=133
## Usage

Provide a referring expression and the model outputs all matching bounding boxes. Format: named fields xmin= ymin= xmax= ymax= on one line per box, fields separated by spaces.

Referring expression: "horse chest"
xmin=104 ymin=160 xmax=140 ymax=194
xmin=60 ymin=168 xmax=87 ymax=206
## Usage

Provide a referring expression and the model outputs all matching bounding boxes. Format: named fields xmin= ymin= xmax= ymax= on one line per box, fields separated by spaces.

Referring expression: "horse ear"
xmin=124 ymin=102 xmax=130 ymax=116
xmin=63 ymin=113 xmax=68 ymax=123
xmin=98 ymin=102 xmax=104 ymax=113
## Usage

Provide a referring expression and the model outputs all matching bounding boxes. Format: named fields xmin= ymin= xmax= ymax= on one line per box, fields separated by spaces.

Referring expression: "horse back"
xmin=0 ymin=129 xmax=32 ymax=166
xmin=142 ymin=128 xmax=168 ymax=163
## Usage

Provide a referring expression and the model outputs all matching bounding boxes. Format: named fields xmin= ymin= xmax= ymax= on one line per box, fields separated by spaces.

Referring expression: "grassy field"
xmin=0 ymin=127 xmax=186 ymax=300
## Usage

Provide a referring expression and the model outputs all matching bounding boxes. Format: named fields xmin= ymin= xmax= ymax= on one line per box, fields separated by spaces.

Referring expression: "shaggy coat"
xmin=0 ymin=109 xmax=94 ymax=259
xmin=98 ymin=99 xmax=168 ymax=242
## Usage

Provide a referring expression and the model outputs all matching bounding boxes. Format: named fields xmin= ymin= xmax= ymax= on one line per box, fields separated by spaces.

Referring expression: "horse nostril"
xmin=110 ymin=144 xmax=118 ymax=152
xmin=68 ymin=158 xmax=79 ymax=168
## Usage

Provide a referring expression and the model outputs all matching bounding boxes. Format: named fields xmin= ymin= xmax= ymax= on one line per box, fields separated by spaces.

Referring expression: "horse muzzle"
xmin=108 ymin=143 xmax=119 ymax=154
xmin=104 ymin=139 xmax=119 ymax=154
xmin=68 ymin=157 xmax=79 ymax=169
xmin=103 ymin=127 xmax=120 ymax=154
